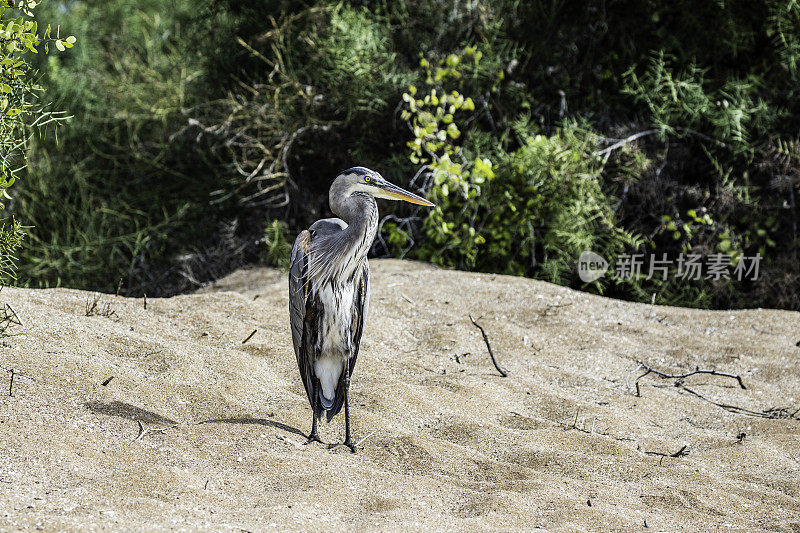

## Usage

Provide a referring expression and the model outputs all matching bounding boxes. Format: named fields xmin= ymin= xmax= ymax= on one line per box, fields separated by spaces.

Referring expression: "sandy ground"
xmin=0 ymin=259 xmax=799 ymax=531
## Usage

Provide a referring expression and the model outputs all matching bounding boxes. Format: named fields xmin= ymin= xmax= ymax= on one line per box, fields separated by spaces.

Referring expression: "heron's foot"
xmin=304 ymin=433 xmax=323 ymax=445
xmin=343 ymin=439 xmax=357 ymax=454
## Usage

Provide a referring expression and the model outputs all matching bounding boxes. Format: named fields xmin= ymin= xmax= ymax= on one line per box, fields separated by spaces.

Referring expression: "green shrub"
xmin=392 ymin=49 xmax=641 ymax=294
xmin=12 ymin=1 xmax=220 ymax=295
xmin=191 ymin=3 xmax=413 ymax=209
xmin=0 ymin=217 xmax=22 ymax=285
xmin=7 ymin=0 xmax=800 ymax=310
xmin=0 ymin=0 xmax=74 ymax=336
xmin=622 ymin=52 xmax=774 ymax=149
xmin=262 ymin=219 xmax=292 ymax=270
xmin=0 ymin=0 xmax=74 ymax=204
xmin=0 ymin=217 xmax=23 ymax=337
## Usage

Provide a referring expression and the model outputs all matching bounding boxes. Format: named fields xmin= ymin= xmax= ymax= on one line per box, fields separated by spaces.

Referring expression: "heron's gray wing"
xmin=288 ymin=219 xmax=348 ymax=411
xmin=309 ymin=218 xmax=348 ymax=235
xmin=349 ymin=259 xmax=370 ymax=376
xmin=288 ymin=230 xmax=313 ymax=406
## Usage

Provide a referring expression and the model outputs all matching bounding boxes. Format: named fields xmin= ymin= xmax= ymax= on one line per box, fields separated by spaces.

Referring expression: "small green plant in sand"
xmin=262 ymin=219 xmax=292 ymax=270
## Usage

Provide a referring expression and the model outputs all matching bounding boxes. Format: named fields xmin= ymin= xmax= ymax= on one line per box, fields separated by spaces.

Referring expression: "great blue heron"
xmin=288 ymin=167 xmax=434 ymax=452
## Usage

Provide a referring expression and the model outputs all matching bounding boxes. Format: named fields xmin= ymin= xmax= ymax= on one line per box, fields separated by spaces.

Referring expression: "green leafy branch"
xmin=398 ymin=48 xmax=498 ymax=266
xmin=0 ymin=0 xmax=75 ymax=207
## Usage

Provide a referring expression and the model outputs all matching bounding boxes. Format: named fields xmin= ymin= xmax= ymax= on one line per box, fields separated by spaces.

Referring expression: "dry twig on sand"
xmin=468 ymin=315 xmax=508 ymax=377
xmin=355 ymin=431 xmax=376 ymax=447
xmin=0 ymin=303 xmax=22 ymax=336
xmin=1 ymin=364 xmax=36 ymax=397
xmin=134 ymin=420 xmax=178 ymax=441
xmin=626 ymin=360 xmax=745 ymax=397
xmin=628 ymin=360 xmax=800 ymax=420
xmin=677 ymin=386 xmax=800 ymax=420
xmin=241 ymin=329 xmax=257 ymax=344
xmin=560 ymin=409 xmax=635 ymax=442
xmin=644 ymin=444 xmax=689 ymax=458
xmin=85 ymin=294 xmax=120 ymax=321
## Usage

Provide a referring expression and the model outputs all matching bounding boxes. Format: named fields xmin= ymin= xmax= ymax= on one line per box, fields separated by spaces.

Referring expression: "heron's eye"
xmin=364 ymin=176 xmax=371 ymax=183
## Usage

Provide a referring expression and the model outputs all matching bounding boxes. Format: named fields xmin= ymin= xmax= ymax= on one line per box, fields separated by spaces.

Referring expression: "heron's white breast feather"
xmin=317 ymin=282 xmax=356 ymax=355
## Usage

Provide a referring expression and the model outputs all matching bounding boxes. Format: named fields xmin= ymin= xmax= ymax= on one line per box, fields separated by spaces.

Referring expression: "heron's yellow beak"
xmin=376 ymin=180 xmax=435 ymax=207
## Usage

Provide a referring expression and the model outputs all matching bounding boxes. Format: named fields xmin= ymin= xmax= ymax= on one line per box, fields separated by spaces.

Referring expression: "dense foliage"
xmin=6 ymin=0 xmax=800 ymax=310
xmin=0 ymin=0 xmax=73 ymax=335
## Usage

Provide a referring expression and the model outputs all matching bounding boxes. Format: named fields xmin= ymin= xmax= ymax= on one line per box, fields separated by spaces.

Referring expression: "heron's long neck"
xmin=332 ymin=193 xmax=379 ymax=263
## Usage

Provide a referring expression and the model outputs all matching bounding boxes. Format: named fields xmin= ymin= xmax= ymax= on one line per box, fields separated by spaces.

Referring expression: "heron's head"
xmin=332 ymin=167 xmax=435 ymax=207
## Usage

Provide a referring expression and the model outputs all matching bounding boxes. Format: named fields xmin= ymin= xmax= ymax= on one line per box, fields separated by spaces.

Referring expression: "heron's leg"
xmin=343 ymin=370 xmax=356 ymax=453
xmin=305 ymin=380 xmax=322 ymax=445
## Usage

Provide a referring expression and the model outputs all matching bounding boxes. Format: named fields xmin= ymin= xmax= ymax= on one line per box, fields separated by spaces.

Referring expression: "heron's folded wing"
xmin=288 ymin=230 xmax=314 ymax=403
xmin=349 ymin=259 xmax=370 ymax=375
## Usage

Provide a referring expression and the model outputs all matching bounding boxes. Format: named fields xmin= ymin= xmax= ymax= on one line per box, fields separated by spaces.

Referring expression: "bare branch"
xmin=134 ymin=420 xmax=178 ymax=442
xmin=595 ymin=129 xmax=660 ymax=157
xmin=644 ymin=444 xmax=689 ymax=458
xmin=628 ymin=361 xmax=798 ymax=420
xmin=628 ymin=360 xmax=746 ymax=397
xmin=678 ymin=386 xmax=799 ymax=420
xmin=242 ymin=329 xmax=257 ymax=344
xmin=468 ymin=315 xmax=508 ymax=377
xmin=85 ymin=294 xmax=120 ymax=321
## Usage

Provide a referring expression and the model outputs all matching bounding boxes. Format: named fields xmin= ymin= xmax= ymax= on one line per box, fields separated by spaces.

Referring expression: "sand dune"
xmin=1 ymin=259 xmax=799 ymax=531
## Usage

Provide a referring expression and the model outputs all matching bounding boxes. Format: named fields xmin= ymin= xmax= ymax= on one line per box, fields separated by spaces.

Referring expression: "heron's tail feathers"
xmin=325 ymin=394 xmax=344 ymax=423
xmin=324 ymin=369 xmax=350 ymax=422
xmin=316 ymin=390 xmax=342 ymax=422
xmin=318 ymin=388 xmax=335 ymax=412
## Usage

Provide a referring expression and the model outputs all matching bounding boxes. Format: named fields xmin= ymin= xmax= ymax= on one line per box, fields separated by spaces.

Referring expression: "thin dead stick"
xmin=595 ymin=129 xmax=659 ymax=157
xmin=143 ymin=294 xmax=147 ymax=310
xmin=2 ymin=304 xmax=21 ymax=326
xmin=85 ymin=294 xmax=119 ymax=320
xmin=678 ymin=385 xmax=799 ymax=420
xmin=644 ymin=444 xmax=689 ymax=458
xmin=355 ymin=431 xmax=376 ymax=447
xmin=242 ymin=329 xmax=257 ymax=344
xmin=400 ymin=293 xmax=415 ymax=305
xmin=625 ymin=363 xmax=644 ymax=395
xmin=134 ymin=420 xmax=146 ymax=441
xmin=559 ymin=409 xmax=635 ymax=442
xmin=1 ymin=364 xmax=36 ymax=397
xmin=595 ymin=127 xmax=725 ymax=160
xmin=628 ymin=360 xmax=745 ymax=396
xmin=134 ymin=420 xmax=178 ymax=441
xmin=468 ymin=315 xmax=508 ymax=377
